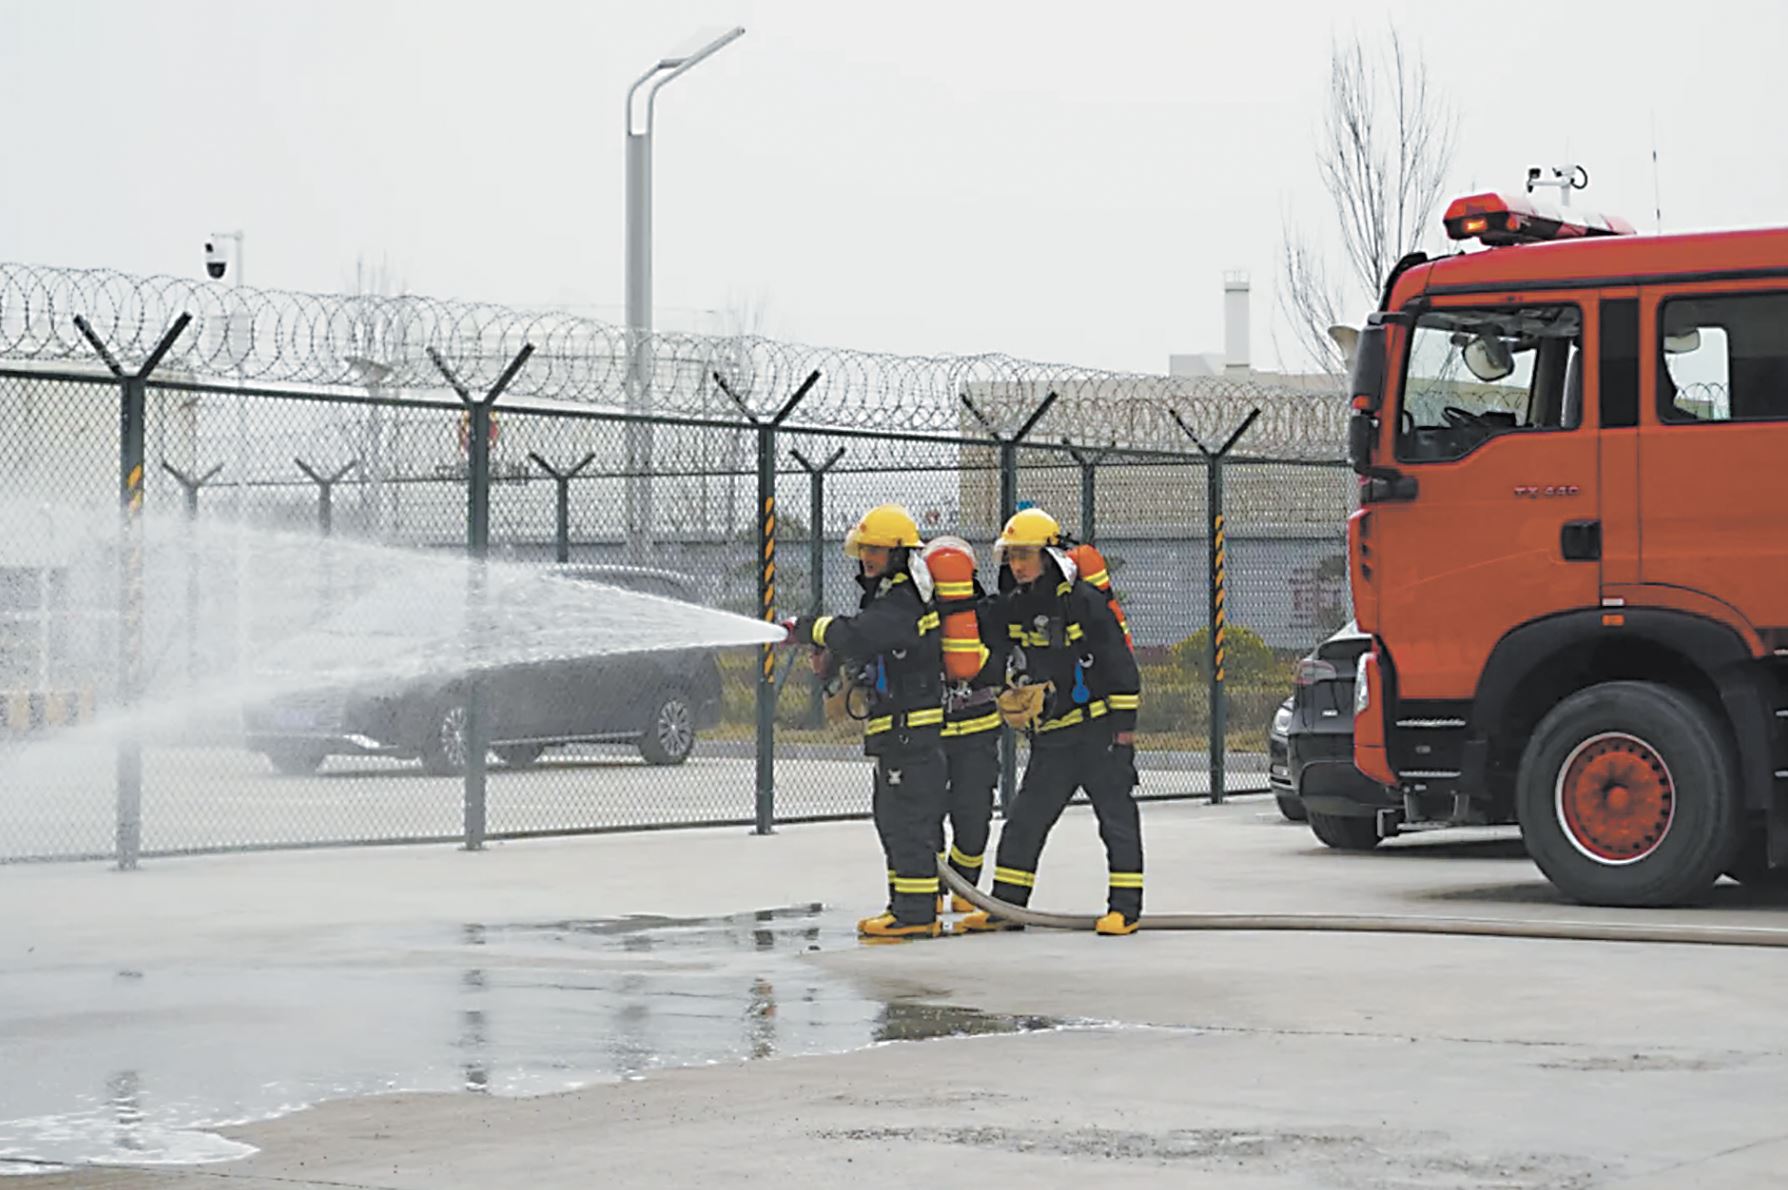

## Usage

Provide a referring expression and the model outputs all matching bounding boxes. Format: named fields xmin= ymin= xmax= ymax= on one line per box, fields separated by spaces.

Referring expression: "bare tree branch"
xmin=1278 ymin=23 xmax=1457 ymax=372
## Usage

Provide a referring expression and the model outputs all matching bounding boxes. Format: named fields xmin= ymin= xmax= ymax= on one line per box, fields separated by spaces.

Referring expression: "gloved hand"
xmin=783 ymin=615 xmax=826 ymax=646
xmin=997 ymin=681 xmax=1051 ymax=729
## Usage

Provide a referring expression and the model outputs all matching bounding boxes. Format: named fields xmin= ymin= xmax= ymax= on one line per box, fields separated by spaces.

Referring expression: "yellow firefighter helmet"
xmin=844 ymin=503 xmax=923 ymax=558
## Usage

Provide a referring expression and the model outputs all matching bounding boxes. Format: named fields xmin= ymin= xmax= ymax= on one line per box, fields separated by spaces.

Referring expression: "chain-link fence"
xmin=0 ymin=266 xmax=1350 ymax=863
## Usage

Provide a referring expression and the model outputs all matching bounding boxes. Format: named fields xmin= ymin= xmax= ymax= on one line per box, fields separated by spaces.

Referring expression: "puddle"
xmin=0 ymin=904 xmax=1070 ymax=1173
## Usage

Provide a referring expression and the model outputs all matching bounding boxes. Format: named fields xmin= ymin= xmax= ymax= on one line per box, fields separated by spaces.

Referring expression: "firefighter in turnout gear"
xmin=958 ymin=507 xmax=1145 ymax=937
xmin=790 ymin=504 xmax=948 ymax=940
xmin=923 ymin=536 xmax=1003 ymax=913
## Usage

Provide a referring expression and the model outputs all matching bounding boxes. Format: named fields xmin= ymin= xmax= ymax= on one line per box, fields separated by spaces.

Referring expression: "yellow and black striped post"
xmin=77 ymin=312 xmax=190 ymax=870
xmin=754 ymin=426 xmax=780 ymax=836
xmin=118 ymin=454 xmax=146 ymax=866
xmin=757 ymin=471 xmax=778 ymax=834
xmin=1209 ymin=490 xmax=1228 ymax=804
xmin=1171 ymin=404 xmax=1259 ymax=807
xmin=714 ymin=368 xmax=821 ymax=837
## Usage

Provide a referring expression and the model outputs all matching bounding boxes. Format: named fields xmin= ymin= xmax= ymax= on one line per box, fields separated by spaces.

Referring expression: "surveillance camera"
xmin=204 ymin=240 xmax=228 ymax=280
xmin=1525 ymin=166 xmax=1541 ymax=192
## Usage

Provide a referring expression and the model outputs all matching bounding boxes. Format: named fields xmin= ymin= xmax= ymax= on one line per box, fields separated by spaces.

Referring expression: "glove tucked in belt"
xmin=996 ymin=681 xmax=1051 ymax=729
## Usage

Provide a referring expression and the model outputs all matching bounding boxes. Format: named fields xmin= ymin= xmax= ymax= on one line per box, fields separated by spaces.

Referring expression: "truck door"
xmin=1371 ymin=293 xmax=1603 ymax=700
xmin=1636 ymin=284 xmax=1788 ymax=637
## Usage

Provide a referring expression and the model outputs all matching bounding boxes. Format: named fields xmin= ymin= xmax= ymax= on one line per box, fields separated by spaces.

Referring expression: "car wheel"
xmin=1309 ymin=811 xmax=1381 ymax=851
xmin=420 ymin=700 xmax=470 ymax=777
xmin=1517 ymin=681 xmax=1739 ymax=907
xmin=638 ymin=690 xmax=696 ymax=766
xmin=265 ymin=747 xmax=327 ymax=776
xmin=1275 ymin=794 xmax=1308 ymax=822
xmin=494 ymin=744 xmax=546 ymax=769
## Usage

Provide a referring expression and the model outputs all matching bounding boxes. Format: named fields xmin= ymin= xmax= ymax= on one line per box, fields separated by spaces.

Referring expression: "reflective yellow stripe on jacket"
xmin=1038 ymin=698 xmax=1109 ymax=733
xmin=865 ymin=706 xmax=946 ymax=736
xmin=941 ymin=710 xmax=1002 ymax=738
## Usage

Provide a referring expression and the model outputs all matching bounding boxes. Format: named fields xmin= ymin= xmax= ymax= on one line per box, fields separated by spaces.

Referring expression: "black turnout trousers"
xmin=987 ymin=732 xmax=1143 ymax=919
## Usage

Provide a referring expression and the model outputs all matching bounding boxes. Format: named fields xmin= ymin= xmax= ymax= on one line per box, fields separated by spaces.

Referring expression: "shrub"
xmin=1168 ymin=624 xmax=1284 ymax=687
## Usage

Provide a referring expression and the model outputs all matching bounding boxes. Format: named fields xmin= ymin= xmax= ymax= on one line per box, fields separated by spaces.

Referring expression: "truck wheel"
xmin=1275 ymin=794 xmax=1308 ymax=822
xmin=1309 ymin=811 xmax=1381 ymax=851
xmin=1517 ymin=681 xmax=1739 ymax=907
xmin=638 ymin=690 xmax=695 ymax=766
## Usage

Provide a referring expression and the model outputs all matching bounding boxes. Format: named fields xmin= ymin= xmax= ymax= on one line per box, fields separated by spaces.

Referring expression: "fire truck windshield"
xmin=1395 ymin=304 xmax=1584 ymax=463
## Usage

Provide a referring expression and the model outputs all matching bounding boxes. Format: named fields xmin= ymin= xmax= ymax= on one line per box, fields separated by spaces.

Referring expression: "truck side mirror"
xmin=1348 ymin=323 xmax=1387 ymax=413
xmin=1348 ymin=411 xmax=1376 ymax=474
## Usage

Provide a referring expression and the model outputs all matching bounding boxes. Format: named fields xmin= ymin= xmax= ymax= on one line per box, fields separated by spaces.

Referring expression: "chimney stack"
xmin=1223 ymin=271 xmax=1251 ymax=374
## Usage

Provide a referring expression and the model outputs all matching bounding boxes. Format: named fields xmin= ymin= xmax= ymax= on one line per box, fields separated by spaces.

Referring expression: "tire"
xmin=1517 ymin=681 xmax=1740 ymax=907
xmin=265 ymin=747 xmax=327 ymax=776
xmin=1275 ymin=794 xmax=1308 ymax=822
xmin=1722 ymin=829 xmax=1788 ymax=887
xmin=494 ymin=744 xmax=546 ymax=769
xmin=419 ymin=699 xmax=471 ymax=777
xmin=1309 ymin=811 xmax=1381 ymax=851
xmin=638 ymin=690 xmax=696 ymax=766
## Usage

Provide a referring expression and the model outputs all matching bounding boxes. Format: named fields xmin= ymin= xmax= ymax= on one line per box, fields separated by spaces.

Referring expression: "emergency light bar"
xmin=1443 ymin=192 xmax=1636 ymax=247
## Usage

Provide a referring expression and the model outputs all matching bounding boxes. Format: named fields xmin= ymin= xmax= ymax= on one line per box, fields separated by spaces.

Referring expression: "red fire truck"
xmin=1344 ymin=192 xmax=1788 ymax=906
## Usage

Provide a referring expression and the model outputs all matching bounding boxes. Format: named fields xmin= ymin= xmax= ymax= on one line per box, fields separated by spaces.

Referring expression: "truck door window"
xmin=1395 ymin=304 xmax=1583 ymax=463
xmin=1658 ymin=293 xmax=1788 ymax=423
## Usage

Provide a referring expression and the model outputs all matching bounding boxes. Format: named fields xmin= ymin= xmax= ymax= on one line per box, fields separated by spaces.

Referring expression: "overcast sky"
xmin=5 ymin=0 xmax=1786 ymax=374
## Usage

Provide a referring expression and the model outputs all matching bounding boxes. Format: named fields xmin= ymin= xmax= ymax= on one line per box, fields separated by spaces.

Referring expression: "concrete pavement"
xmin=5 ymin=797 xmax=1788 ymax=1187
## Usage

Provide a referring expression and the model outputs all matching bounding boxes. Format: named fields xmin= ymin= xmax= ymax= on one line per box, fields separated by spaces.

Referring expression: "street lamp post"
xmin=624 ymin=26 xmax=745 ymax=561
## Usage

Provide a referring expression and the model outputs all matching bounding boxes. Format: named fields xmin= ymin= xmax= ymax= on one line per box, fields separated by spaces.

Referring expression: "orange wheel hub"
xmin=1556 ymin=733 xmax=1674 ymax=864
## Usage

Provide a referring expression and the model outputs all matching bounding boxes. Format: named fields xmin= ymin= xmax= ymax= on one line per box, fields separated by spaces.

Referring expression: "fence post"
xmin=526 ymin=452 xmax=597 ymax=563
xmin=75 ymin=313 xmax=191 ymax=871
xmin=1064 ymin=441 xmax=1114 ymax=543
xmin=161 ymin=463 xmax=224 ymax=520
xmin=717 ymin=369 xmax=821 ymax=835
xmin=430 ymin=345 xmax=534 ymax=852
xmin=790 ymin=446 xmax=845 ymax=729
xmin=295 ymin=458 xmax=358 ymax=537
xmin=161 ymin=462 xmax=224 ymax=686
xmin=961 ymin=390 xmax=1058 ymax=814
xmin=1172 ymin=407 xmax=1260 ymax=805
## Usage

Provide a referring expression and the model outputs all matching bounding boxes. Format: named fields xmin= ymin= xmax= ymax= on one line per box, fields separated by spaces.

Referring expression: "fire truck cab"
xmin=1346 ymin=193 xmax=1788 ymax=906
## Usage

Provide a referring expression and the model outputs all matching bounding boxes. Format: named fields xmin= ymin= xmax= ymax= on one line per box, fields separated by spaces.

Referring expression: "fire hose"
xmin=935 ymin=860 xmax=1788 ymax=950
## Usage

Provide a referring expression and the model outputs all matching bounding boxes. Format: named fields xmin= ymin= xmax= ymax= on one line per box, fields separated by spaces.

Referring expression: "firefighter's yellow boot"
xmin=953 ymin=911 xmax=1023 ymax=935
xmin=857 ymin=913 xmax=942 ymax=940
xmin=950 ymin=894 xmax=978 ymax=915
xmin=1094 ymin=911 xmax=1140 ymax=936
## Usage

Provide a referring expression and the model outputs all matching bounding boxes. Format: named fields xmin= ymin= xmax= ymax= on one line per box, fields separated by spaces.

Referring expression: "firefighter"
xmin=923 ymin=536 xmax=1003 ymax=912
xmin=789 ymin=503 xmax=948 ymax=940
xmin=958 ymin=507 xmax=1145 ymax=937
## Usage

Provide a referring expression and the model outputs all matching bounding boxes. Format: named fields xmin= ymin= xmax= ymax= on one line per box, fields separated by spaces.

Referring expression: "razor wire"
xmin=0 ymin=262 xmax=1347 ymax=457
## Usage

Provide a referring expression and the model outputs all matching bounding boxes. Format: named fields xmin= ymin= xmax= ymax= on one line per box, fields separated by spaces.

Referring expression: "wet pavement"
xmin=0 ymin=903 xmax=1069 ymax=1176
xmin=10 ymin=803 xmax=1788 ymax=1187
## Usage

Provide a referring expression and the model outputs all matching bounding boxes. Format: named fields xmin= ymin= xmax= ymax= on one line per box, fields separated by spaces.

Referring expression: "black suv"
xmin=1285 ymin=621 xmax=1399 ymax=850
xmin=243 ymin=566 xmax=724 ymax=775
